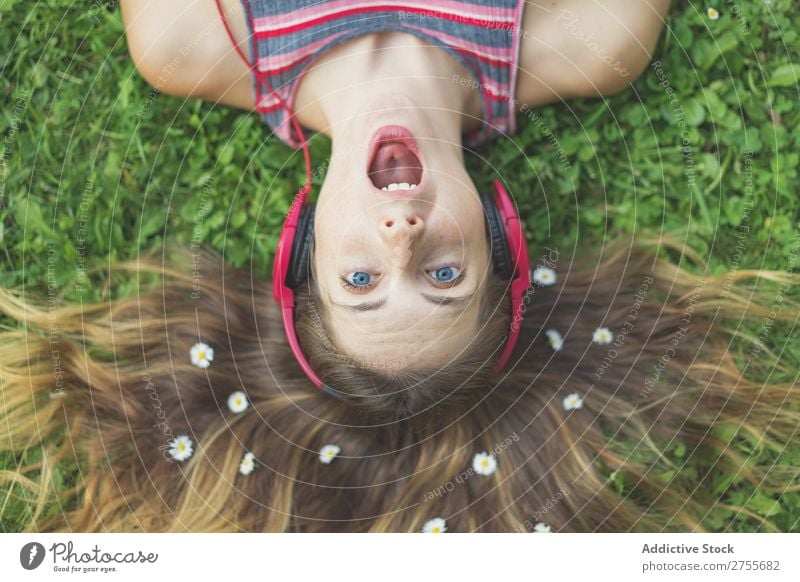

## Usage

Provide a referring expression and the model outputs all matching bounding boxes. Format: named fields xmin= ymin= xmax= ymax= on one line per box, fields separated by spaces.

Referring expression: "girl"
xmin=2 ymin=1 xmax=797 ymax=533
xmin=119 ymin=0 xmax=673 ymax=377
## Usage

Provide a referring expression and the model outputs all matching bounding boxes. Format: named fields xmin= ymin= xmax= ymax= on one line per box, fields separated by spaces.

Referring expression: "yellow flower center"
xmin=197 ymin=351 xmax=206 ymax=360
xmin=177 ymin=443 xmax=185 ymax=451
xmin=481 ymin=459 xmax=489 ymax=468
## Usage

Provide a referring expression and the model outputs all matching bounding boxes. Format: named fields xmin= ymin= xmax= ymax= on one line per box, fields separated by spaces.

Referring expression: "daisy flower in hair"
xmin=545 ymin=329 xmax=563 ymax=351
xmin=422 ymin=517 xmax=447 ymax=533
xmin=532 ymin=266 xmax=556 ymax=286
xmin=592 ymin=327 xmax=613 ymax=345
xmin=227 ymin=390 xmax=249 ymax=413
xmin=319 ymin=444 xmax=341 ymax=464
xmin=169 ymin=435 xmax=194 ymax=462
xmin=533 ymin=522 xmax=552 ymax=533
xmin=239 ymin=451 xmax=256 ymax=475
xmin=190 ymin=342 xmax=214 ymax=368
xmin=472 ymin=452 xmax=497 ymax=476
xmin=563 ymin=392 xmax=584 ymax=411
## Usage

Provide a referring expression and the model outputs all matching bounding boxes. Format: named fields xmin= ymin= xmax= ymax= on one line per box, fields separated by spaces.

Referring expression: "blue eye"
xmin=430 ymin=266 xmax=461 ymax=282
xmin=345 ymin=271 xmax=372 ymax=287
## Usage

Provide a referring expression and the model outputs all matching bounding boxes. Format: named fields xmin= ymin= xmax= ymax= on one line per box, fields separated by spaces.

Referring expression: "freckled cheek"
xmin=447 ymin=210 xmax=485 ymax=245
xmin=313 ymin=234 xmax=348 ymax=275
xmin=317 ymin=218 xmax=353 ymax=248
xmin=317 ymin=229 xmax=381 ymax=271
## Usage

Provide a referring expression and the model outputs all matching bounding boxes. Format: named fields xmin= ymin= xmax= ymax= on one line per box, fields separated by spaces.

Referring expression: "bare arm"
xmin=515 ymin=0 xmax=672 ymax=109
xmin=120 ymin=0 xmax=254 ymax=109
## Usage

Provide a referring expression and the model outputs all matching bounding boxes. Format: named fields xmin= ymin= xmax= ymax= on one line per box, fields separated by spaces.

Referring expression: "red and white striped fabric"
xmin=219 ymin=0 xmax=525 ymax=149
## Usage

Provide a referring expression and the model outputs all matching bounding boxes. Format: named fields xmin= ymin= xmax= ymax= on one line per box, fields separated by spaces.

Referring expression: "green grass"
xmin=1 ymin=0 xmax=799 ymax=531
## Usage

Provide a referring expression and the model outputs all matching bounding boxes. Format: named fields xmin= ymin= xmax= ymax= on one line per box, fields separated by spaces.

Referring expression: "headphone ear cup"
xmin=287 ymin=204 xmax=315 ymax=288
xmin=481 ymin=194 xmax=513 ymax=280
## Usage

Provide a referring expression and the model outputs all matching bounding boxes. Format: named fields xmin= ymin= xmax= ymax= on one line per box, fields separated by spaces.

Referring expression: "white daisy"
xmin=190 ymin=342 xmax=214 ymax=368
xmin=592 ymin=327 xmax=613 ymax=345
xmin=168 ymin=435 xmax=194 ymax=462
xmin=239 ymin=451 xmax=256 ymax=475
xmin=563 ymin=392 xmax=584 ymax=411
xmin=472 ymin=452 xmax=498 ymax=476
xmin=227 ymin=390 xmax=249 ymax=413
xmin=422 ymin=517 xmax=447 ymax=533
xmin=545 ymin=329 xmax=564 ymax=351
xmin=532 ymin=266 xmax=557 ymax=286
xmin=533 ymin=522 xmax=552 ymax=533
xmin=707 ymin=7 xmax=720 ymax=20
xmin=319 ymin=444 xmax=341 ymax=464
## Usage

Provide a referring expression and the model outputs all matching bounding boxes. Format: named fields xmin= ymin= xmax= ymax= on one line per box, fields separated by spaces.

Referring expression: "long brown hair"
xmin=1 ymin=234 xmax=798 ymax=532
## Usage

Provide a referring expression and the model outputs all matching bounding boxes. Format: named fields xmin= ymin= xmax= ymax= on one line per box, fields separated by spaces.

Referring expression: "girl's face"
xmin=312 ymin=98 xmax=490 ymax=370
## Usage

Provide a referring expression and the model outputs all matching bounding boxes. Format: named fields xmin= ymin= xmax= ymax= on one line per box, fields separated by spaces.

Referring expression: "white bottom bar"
xmin=2 ymin=533 xmax=798 ymax=581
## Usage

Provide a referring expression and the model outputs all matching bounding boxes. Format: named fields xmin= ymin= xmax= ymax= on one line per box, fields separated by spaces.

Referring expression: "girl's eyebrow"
xmin=420 ymin=292 xmax=476 ymax=306
xmin=329 ymin=297 xmax=387 ymax=312
xmin=329 ymin=291 xmax=476 ymax=312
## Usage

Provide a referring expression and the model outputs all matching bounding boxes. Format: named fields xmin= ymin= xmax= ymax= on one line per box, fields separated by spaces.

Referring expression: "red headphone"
xmin=217 ymin=0 xmax=531 ymax=395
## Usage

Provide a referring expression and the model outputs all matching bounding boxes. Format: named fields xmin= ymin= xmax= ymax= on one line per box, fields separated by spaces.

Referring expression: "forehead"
xmin=326 ymin=298 xmax=483 ymax=368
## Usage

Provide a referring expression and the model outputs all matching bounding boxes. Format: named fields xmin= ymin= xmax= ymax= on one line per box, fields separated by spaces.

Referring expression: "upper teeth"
xmin=381 ymin=183 xmax=417 ymax=191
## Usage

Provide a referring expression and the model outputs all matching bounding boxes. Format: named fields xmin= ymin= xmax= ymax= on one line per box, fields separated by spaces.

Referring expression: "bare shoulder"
xmin=120 ymin=0 xmax=254 ymax=109
xmin=514 ymin=0 xmax=671 ymax=109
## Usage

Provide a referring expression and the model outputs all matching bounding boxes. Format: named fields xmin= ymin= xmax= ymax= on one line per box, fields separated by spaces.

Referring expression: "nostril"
xmin=385 ymin=220 xmax=394 ymax=228
xmin=407 ymin=217 xmax=417 ymax=226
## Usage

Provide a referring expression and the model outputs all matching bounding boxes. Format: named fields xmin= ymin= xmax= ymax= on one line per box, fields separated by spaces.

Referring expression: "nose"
xmin=379 ymin=213 xmax=424 ymax=244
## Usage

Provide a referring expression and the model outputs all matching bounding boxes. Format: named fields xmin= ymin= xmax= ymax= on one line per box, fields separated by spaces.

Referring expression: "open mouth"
xmin=367 ymin=125 xmax=424 ymax=192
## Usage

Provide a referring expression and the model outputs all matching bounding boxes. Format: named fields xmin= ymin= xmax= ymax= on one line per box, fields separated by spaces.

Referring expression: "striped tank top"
xmin=234 ymin=0 xmax=526 ymax=149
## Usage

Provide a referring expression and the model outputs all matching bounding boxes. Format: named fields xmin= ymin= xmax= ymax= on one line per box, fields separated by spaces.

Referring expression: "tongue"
xmin=368 ymin=142 xmax=423 ymax=188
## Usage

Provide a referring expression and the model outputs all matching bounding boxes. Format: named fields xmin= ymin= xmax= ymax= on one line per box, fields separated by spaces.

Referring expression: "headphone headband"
xmin=489 ymin=180 xmax=531 ymax=373
xmin=272 ymin=185 xmax=326 ymax=389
